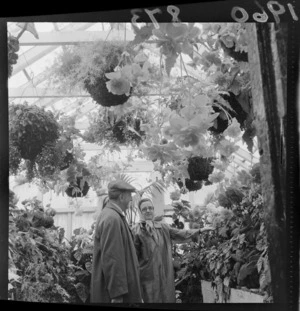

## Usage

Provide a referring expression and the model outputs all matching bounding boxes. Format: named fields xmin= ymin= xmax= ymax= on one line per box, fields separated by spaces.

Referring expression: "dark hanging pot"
xmin=177 ymin=179 xmax=203 ymax=192
xmin=65 ymin=177 xmax=90 ymax=198
xmin=83 ymin=44 xmax=132 ymax=107
xmin=59 ymin=151 xmax=74 ymax=171
xmin=84 ymin=73 xmax=131 ymax=107
xmin=111 ymin=116 xmax=144 ymax=145
xmin=209 ymin=91 xmax=248 ymax=135
xmin=176 ymin=156 xmax=214 ymax=192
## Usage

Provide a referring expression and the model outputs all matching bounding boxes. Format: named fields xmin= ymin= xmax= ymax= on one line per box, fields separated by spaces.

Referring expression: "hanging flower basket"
xmin=65 ymin=176 xmax=90 ymax=198
xmin=52 ymin=42 xmax=133 ymax=107
xmin=84 ymin=110 xmax=146 ymax=147
xmin=65 ymin=165 xmax=91 ymax=198
xmin=83 ymin=43 xmax=132 ymax=107
xmin=209 ymin=92 xmax=248 ymax=135
xmin=9 ymin=103 xmax=60 ymax=177
xmin=8 ymin=35 xmax=19 ymax=78
xmin=83 ymin=73 xmax=131 ymax=107
xmin=59 ymin=150 xmax=74 ymax=171
xmin=177 ymin=157 xmax=214 ymax=192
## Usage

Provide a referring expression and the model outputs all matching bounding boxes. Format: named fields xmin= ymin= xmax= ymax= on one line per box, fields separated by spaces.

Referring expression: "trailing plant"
xmin=8 ymin=191 xmax=80 ymax=303
xmin=9 ymin=103 xmax=60 ymax=180
xmin=83 ymin=106 xmax=147 ymax=149
xmin=64 ymin=162 xmax=91 ymax=198
xmin=51 ymin=42 xmax=134 ymax=107
xmin=8 ymin=35 xmax=19 ymax=78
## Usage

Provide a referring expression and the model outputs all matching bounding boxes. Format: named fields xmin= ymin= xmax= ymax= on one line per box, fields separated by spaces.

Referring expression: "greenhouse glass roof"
xmin=7 ymin=22 xmax=259 ymax=177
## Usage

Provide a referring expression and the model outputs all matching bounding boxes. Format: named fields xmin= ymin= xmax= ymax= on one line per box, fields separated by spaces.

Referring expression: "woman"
xmin=131 ymin=198 xmax=214 ymax=303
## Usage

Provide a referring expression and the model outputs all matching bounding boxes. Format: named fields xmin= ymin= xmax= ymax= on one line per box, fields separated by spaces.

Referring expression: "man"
xmin=132 ymin=198 xmax=215 ymax=302
xmin=90 ymin=180 xmax=143 ymax=303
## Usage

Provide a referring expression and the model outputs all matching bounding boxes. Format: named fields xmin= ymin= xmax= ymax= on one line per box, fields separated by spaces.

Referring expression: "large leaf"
xmin=131 ymin=24 xmax=155 ymax=46
xmin=257 ymin=255 xmax=264 ymax=273
xmin=165 ymin=23 xmax=188 ymax=40
xmin=237 ymin=261 xmax=256 ymax=284
xmin=74 ymin=250 xmax=83 ymax=262
xmin=75 ymin=282 xmax=89 ymax=302
xmin=165 ymin=53 xmax=178 ymax=76
xmin=169 ymin=113 xmax=187 ymax=130
xmin=85 ymin=261 xmax=92 ymax=273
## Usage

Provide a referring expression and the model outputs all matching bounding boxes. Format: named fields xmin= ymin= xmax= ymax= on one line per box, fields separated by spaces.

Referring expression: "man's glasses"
xmin=141 ymin=206 xmax=154 ymax=212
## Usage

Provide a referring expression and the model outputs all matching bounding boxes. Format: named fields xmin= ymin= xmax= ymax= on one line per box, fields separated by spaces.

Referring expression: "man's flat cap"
xmin=108 ymin=180 xmax=136 ymax=192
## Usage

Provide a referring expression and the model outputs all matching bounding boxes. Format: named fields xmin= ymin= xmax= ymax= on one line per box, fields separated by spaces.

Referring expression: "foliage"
xmin=83 ymin=106 xmax=147 ymax=149
xmin=8 ymin=191 xmax=80 ymax=303
xmin=9 ymin=105 xmax=81 ymax=185
xmin=47 ymin=23 xmax=257 ymax=189
xmin=8 ymin=35 xmax=19 ymax=78
xmin=51 ymin=42 xmax=133 ymax=107
xmin=172 ymin=166 xmax=272 ymax=303
xmin=9 ymin=103 xmax=60 ymax=179
xmin=60 ymin=161 xmax=91 ymax=198
xmin=69 ymin=227 xmax=95 ymax=303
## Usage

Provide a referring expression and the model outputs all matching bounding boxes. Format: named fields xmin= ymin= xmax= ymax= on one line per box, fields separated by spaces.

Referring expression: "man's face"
xmin=140 ymin=201 xmax=154 ymax=221
xmin=121 ymin=191 xmax=132 ymax=210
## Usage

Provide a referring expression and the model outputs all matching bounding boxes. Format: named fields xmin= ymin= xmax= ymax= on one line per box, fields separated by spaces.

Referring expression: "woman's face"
xmin=140 ymin=201 xmax=154 ymax=221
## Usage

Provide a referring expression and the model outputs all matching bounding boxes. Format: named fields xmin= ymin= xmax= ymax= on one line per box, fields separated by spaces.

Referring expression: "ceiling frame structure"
xmin=8 ymin=22 xmax=259 ymax=177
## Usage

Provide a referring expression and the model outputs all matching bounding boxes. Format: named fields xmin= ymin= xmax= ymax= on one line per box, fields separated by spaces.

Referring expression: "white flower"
xmin=208 ymin=170 xmax=225 ymax=183
xmin=106 ymin=77 xmax=131 ymax=95
xmin=223 ymin=118 xmax=242 ymax=138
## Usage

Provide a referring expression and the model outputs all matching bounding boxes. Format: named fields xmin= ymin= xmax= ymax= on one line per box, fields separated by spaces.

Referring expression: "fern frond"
xmin=113 ymin=173 xmax=136 ymax=185
xmin=139 ymin=180 xmax=167 ymax=197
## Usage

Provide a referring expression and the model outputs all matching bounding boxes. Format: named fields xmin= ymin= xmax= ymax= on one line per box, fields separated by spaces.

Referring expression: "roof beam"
xmin=235 ymin=146 xmax=259 ymax=162
xmin=9 ymin=87 xmax=89 ymax=98
xmin=11 ymin=23 xmax=96 ymax=76
xmin=18 ymin=30 xmax=134 ymax=46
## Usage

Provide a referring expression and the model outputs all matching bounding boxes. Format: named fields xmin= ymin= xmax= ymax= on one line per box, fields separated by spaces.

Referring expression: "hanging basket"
xmin=111 ymin=116 xmax=144 ymax=145
xmin=9 ymin=103 xmax=60 ymax=161
xmin=177 ymin=179 xmax=203 ymax=192
xmin=84 ymin=73 xmax=131 ymax=107
xmin=176 ymin=157 xmax=214 ymax=192
xmin=84 ymin=111 xmax=145 ymax=147
xmin=82 ymin=43 xmax=132 ymax=107
xmin=59 ymin=150 xmax=74 ymax=171
xmin=65 ymin=176 xmax=90 ymax=198
xmin=209 ymin=92 xmax=248 ymax=135
xmin=8 ymin=35 xmax=19 ymax=78
xmin=9 ymin=103 xmax=60 ymax=178
xmin=52 ymin=42 xmax=133 ymax=107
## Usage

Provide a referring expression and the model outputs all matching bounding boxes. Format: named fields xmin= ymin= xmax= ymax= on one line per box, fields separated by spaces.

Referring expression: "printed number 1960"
xmin=231 ymin=1 xmax=298 ymax=23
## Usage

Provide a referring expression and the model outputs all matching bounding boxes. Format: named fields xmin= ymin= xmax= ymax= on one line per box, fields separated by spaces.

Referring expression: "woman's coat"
xmin=90 ymin=202 xmax=143 ymax=303
xmin=132 ymin=222 xmax=199 ymax=303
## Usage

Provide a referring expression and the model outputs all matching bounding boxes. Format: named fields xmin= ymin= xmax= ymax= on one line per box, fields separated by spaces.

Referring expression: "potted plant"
xmin=209 ymin=92 xmax=248 ymax=136
xmin=177 ymin=156 xmax=214 ymax=192
xmin=51 ymin=42 xmax=133 ymax=107
xmin=9 ymin=103 xmax=60 ymax=179
xmin=83 ymin=108 xmax=146 ymax=148
xmin=64 ymin=163 xmax=91 ymax=198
